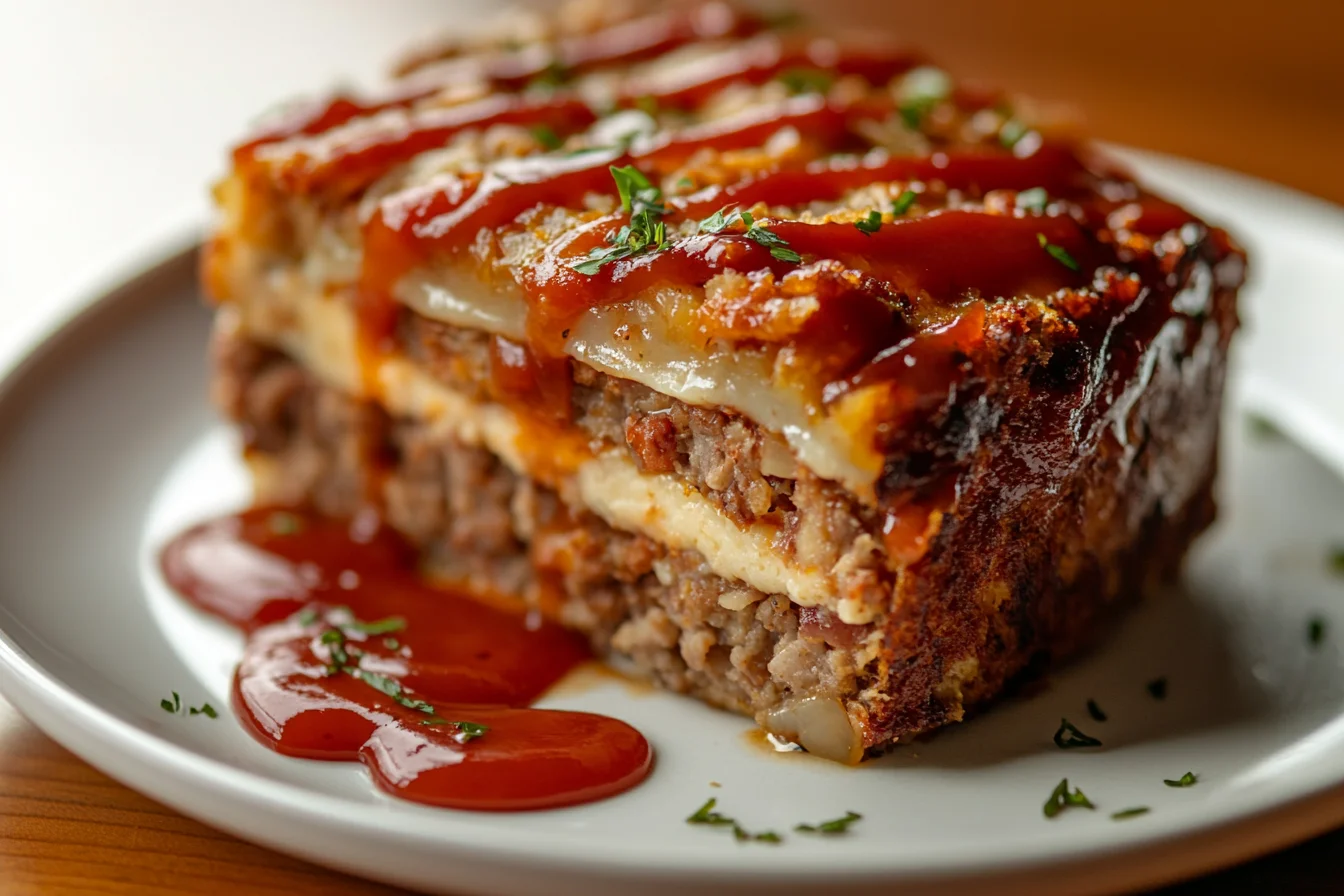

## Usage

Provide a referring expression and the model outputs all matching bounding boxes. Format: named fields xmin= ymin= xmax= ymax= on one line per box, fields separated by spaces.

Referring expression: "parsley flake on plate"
xmin=1042 ymin=778 xmax=1095 ymax=818
xmin=687 ymin=798 xmax=781 ymax=845
xmin=1111 ymin=806 xmax=1150 ymax=821
xmin=795 ymin=810 xmax=862 ymax=834
xmin=1053 ymin=717 xmax=1103 ymax=749
xmin=1164 ymin=771 xmax=1198 ymax=788
xmin=159 ymin=691 xmax=217 ymax=719
xmin=1308 ymin=615 xmax=1328 ymax=647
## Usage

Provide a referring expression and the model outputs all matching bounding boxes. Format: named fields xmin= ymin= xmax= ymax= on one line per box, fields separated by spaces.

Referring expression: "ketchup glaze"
xmin=160 ymin=507 xmax=652 ymax=811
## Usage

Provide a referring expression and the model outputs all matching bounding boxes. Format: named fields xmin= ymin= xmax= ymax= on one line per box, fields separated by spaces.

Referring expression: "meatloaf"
xmin=202 ymin=0 xmax=1245 ymax=762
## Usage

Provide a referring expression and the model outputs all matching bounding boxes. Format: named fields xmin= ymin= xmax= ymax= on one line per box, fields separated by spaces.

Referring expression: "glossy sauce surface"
xmin=160 ymin=508 xmax=653 ymax=811
xmin=227 ymin=3 xmax=1240 ymax=507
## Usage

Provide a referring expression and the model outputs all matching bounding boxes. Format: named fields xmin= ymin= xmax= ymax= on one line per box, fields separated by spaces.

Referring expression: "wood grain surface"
xmin=2 ymin=2 xmax=1343 ymax=894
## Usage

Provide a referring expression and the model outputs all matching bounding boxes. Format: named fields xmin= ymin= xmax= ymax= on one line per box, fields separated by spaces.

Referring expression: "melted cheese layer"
xmin=229 ymin=282 xmax=880 ymax=622
xmin=396 ymin=281 xmax=883 ymax=494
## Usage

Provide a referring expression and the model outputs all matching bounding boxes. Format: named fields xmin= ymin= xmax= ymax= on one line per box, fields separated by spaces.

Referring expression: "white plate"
xmin=1 ymin=153 xmax=1344 ymax=896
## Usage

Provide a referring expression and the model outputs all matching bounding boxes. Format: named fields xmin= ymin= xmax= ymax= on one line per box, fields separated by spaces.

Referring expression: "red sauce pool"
xmin=159 ymin=507 xmax=653 ymax=811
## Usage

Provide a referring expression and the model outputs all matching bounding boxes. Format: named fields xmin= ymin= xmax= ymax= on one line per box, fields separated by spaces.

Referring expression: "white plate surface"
xmin=1 ymin=153 xmax=1344 ymax=896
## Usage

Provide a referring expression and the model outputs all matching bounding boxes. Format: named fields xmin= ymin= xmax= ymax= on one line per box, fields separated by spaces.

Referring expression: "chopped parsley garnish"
xmin=320 ymin=627 xmax=350 ymax=670
xmin=1053 ymin=718 xmax=1103 ymax=749
xmin=1111 ymin=807 xmax=1150 ymax=820
xmin=526 ymin=60 xmax=570 ymax=92
xmin=1147 ymin=677 xmax=1169 ymax=700
xmin=687 ymin=797 xmax=734 ymax=826
xmin=676 ymin=176 xmax=695 ymax=190
xmin=697 ymin=207 xmax=733 ymax=234
xmin=633 ymin=94 xmax=660 ymax=117
xmin=896 ymin=66 xmax=952 ymax=131
xmin=1246 ymin=412 xmax=1282 ymax=440
xmin=294 ymin=607 xmax=319 ymax=627
xmin=854 ymin=210 xmax=883 ymax=235
xmin=1037 ymin=232 xmax=1080 ymax=271
xmin=891 ymin=189 xmax=918 ymax=216
xmin=611 ymin=165 xmax=657 ymax=213
xmin=572 ymin=165 xmax=669 ymax=275
xmin=343 ymin=615 xmax=406 ymax=636
xmin=267 ymin=511 xmax=303 ymax=535
xmin=1000 ymin=118 xmax=1030 ymax=149
xmin=1016 ymin=187 xmax=1048 ymax=213
xmin=160 ymin=691 xmax=217 ymax=719
xmin=1164 ymin=771 xmax=1198 ymax=788
xmin=1042 ymin=778 xmax=1095 ymax=818
xmin=1309 ymin=615 xmax=1328 ymax=647
xmin=420 ymin=718 xmax=490 ymax=743
xmin=687 ymin=798 xmax=781 ymax=844
xmin=795 ymin=810 xmax=862 ymax=834
xmin=698 ymin=206 xmax=802 ymax=263
xmin=734 ymin=826 xmax=782 ymax=843
xmin=778 ymin=67 xmax=833 ymax=96
xmin=347 ymin=667 xmax=436 ymax=714
xmin=312 ymin=618 xmax=489 ymax=742
xmin=1086 ymin=699 xmax=1108 ymax=723
xmin=530 ymin=124 xmax=562 ymax=150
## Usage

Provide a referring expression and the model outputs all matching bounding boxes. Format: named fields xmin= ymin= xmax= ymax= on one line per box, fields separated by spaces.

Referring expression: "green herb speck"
xmin=795 ymin=810 xmax=862 ymax=834
xmin=1037 ymin=232 xmax=1080 ymax=271
xmin=1164 ymin=771 xmax=1198 ymax=788
xmin=1053 ymin=718 xmax=1103 ymax=749
xmin=778 ymin=68 xmax=833 ymax=96
xmin=530 ymin=124 xmax=562 ymax=150
xmin=1309 ymin=615 xmax=1328 ymax=647
xmin=1043 ymin=778 xmax=1095 ymax=818
xmin=267 ymin=511 xmax=303 ymax=536
xmin=854 ymin=210 xmax=883 ymax=235
xmin=891 ymin=189 xmax=918 ymax=216
xmin=1111 ymin=806 xmax=1150 ymax=820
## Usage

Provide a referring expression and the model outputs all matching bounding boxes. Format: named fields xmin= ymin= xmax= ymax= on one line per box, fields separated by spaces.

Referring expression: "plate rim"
xmin=2 ymin=153 xmax=1344 ymax=894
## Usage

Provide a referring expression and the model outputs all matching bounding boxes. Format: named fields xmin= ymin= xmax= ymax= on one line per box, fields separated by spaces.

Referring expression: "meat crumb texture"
xmin=203 ymin=0 xmax=1245 ymax=761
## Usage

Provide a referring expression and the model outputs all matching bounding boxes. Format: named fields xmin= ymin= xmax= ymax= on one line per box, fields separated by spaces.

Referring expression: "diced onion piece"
xmin=763 ymin=696 xmax=863 ymax=765
xmin=717 ymin=588 xmax=760 ymax=611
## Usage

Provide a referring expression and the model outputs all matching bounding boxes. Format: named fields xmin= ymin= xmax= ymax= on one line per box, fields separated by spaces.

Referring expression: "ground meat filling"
xmin=397 ymin=310 xmax=876 ymax=536
xmin=214 ymin=331 xmax=877 ymax=730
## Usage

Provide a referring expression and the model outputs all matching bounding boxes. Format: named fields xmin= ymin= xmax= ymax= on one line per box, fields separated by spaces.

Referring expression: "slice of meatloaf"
xmin=202 ymin=0 xmax=1244 ymax=760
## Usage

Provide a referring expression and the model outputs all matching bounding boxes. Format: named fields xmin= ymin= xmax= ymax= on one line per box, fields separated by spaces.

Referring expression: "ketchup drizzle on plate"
xmin=160 ymin=507 xmax=653 ymax=811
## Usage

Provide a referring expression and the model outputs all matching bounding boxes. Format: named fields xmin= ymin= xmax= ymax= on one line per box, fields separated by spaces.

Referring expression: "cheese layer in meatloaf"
xmin=203 ymin=1 xmax=1245 ymax=762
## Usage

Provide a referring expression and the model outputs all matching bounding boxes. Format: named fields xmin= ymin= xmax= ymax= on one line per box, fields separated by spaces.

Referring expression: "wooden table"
xmin=2 ymin=692 xmax=1344 ymax=896
xmin=3 ymin=2 xmax=1343 ymax=892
